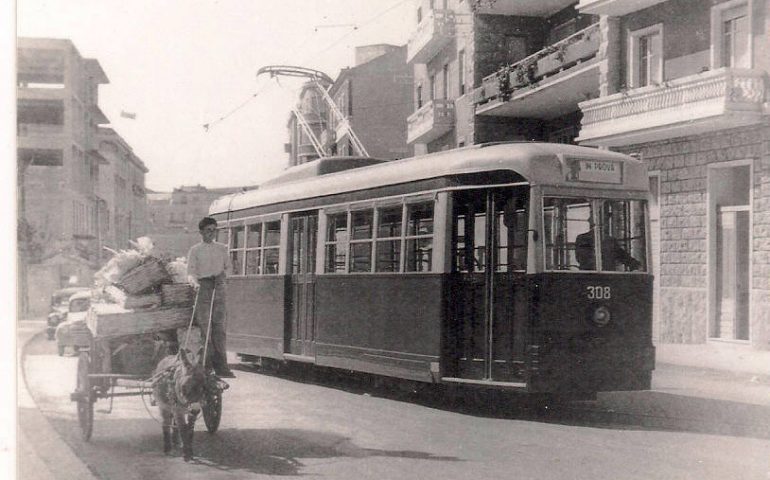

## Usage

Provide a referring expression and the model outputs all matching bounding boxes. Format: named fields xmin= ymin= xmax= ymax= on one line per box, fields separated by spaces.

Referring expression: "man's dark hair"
xmin=198 ymin=216 xmax=217 ymax=231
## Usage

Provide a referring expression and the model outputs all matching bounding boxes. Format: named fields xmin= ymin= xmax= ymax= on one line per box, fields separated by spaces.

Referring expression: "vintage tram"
xmin=209 ymin=142 xmax=654 ymax=398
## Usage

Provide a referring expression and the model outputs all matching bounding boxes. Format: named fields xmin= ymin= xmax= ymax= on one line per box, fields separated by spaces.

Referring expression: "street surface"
xmin=21 ymin=331 xmax=770 ymax=480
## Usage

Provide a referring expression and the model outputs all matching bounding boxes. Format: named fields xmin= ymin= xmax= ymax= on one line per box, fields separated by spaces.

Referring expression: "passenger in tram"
xmin=575 ymin=221 xmax=641 ymax=272
xmin=187 ymin=216 xmax=236 ymax=378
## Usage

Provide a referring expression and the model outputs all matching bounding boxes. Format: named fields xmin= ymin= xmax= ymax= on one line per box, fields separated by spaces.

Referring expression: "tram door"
xmin=287 ymin=213 xmax=318 ymax=358
xmin=448 ymin=188 xmax=529 ymax=382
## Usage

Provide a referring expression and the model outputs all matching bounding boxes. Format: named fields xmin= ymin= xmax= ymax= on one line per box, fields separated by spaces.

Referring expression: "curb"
xmin=655 ymin=360 xmax=770 ymax=385
xmin=18 ymin=327 xmax=100 ymax=480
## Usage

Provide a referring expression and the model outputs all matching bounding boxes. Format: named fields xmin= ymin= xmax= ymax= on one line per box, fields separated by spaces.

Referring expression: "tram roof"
xmin=210 ymin=142 xmax=647 ymax=215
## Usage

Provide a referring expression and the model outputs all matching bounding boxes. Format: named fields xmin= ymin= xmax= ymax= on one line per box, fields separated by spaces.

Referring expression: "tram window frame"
xmin=375 ymin=204 xmax=404 ymax=273
xmin=405 ymin=201 xmax=434 ymax=272
xmin=350 ymin=209 xmax=375 ymax=272
xmin=324 ymin=211 xmax=349 ymax=273
xmin=542 ymin=196 xmax=647 ymax=273
xmin=230 ymin=219 xmax=282 ymax=276
xmin=228 ymin=223 xmax=246 ymax=276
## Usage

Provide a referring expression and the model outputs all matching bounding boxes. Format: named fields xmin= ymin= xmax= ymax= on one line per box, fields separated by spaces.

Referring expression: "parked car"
xmin=46 ymin=287 xmax=91 ymax=340
xmin=55 ymin=291 xmax=93 ymax=356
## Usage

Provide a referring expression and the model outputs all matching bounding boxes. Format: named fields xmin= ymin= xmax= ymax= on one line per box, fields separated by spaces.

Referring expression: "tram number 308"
xmin=586 ymin=286 xmax=611 ymax=300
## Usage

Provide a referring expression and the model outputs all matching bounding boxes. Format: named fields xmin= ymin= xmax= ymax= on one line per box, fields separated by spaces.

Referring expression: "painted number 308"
xmin=586 ymin=286 xmax=611 ymax=300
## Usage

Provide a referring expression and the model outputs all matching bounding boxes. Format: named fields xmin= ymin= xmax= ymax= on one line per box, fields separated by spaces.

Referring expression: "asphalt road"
xmin=22 ymin=333 xmax=770 ymax=480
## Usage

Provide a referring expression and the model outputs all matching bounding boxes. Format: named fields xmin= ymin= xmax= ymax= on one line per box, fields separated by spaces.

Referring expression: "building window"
xmin=416 ymin=84 xmax=423 ymax=109
xmin=18 ymin=148 xmax=63 ymax=166
xmin=458 ymin=50 xmax=466 ymax=96
xmin=712 ymin=2 xmax=750 ymax=68
xmin=628 ymin=24 xmax=662 ymax=88
xmin=429 ymin=74 xmax=436 ymax=101
xmin=442 ymin=64 xmax=449 ymax=100
xmin=417 ymin=6 xmax=422 ymax=24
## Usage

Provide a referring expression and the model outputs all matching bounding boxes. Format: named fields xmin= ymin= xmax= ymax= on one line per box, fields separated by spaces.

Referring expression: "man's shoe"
xmin=216 ymin=370 xmax=236 ymax=379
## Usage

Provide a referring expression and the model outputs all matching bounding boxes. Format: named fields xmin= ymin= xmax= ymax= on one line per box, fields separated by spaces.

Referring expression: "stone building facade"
xmin=576 ymin=0 xmax=770 ymax=351
xmin=405 ymin=0 xmax=770 ymax=351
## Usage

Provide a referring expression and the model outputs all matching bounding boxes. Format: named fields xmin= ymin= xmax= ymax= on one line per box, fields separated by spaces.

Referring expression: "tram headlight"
xmin=592 ymin=305 xmax=611 ymax=327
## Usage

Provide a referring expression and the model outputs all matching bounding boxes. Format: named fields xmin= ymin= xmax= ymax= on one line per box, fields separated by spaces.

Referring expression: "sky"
xmin=16 ymin=0 xmax=417 ymax=191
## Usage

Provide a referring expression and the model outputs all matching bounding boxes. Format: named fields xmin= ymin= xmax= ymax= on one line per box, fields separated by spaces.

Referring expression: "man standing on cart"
xmin=187 ymin=216 xmax=236 ymax=378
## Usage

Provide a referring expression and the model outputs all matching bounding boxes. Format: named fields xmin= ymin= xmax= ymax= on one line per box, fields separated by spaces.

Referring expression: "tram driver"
xmin=575 ymin=216 xmax=641 ymax=272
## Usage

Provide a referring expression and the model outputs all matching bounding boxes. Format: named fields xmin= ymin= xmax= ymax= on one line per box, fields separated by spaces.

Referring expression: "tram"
xmin=209 ymin=143 xmax=654 ymax=397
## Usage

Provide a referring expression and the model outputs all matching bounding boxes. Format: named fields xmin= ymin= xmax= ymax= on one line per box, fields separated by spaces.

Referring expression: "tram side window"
xmin=245 ymin=223 xmax=262 ymax=275
xmin=229 ymin=225 xmax=246 ymax=275
xmin=405 ymin=202 xmax=434 ymax=272
xmin=350 ymin=209 xmax=374 ymax=272
xmin=600 ymin=200 xmax=647 ymax=272
xmin=325 ymin=212 xmax=348 ymax=273
xmin=234 ymin=220 xmax=281 ymax=275
xmin=263 ymin=221 xmax=281 ymax=274
xmin=376 ymin=206 xmax=402 ymax=272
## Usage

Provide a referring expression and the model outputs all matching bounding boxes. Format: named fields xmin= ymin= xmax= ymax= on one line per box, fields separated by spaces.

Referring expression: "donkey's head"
xmin=173 ymin=347 xmax=207 ymax=406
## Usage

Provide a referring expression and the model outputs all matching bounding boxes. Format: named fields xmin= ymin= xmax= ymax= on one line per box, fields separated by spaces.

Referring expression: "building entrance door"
xmin=715 ymin=207 xmax=750 ymax=340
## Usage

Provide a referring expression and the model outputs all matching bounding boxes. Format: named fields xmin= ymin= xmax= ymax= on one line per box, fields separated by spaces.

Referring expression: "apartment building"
xmin=408 ymin=0 xmax=599 ymax=154
xmin=96 ymin=127 xmax=149 ymax=253
xmin=287 ymin=44 xmax=414 ymax=166
xmin=406 ymin=0 xmax=770 ymax=351
xmin=145 ymin=185 xmax=253 ymax=258
xmin=17 ymin=37 xmax=148 ymax=315
xmin=575 ymin=0 xmax=770 ymax=350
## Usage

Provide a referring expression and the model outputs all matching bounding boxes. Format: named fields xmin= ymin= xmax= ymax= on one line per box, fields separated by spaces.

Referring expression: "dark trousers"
xmin=194 ymin=275 xmax=229 ymax=373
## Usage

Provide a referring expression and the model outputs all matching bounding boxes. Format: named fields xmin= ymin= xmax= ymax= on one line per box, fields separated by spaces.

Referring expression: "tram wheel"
xmin=76 ymin=352 xmax=94 ymax=441
xmin=202 ymin=390 xmax=222 ymax=433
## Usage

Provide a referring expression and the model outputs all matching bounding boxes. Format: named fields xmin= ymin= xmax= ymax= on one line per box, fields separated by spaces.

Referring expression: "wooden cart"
xmin=70 ymin=304 xmax=224 ymax=441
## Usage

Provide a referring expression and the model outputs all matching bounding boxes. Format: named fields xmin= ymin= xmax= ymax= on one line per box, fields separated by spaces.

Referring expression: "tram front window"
xmin=543 ymin=197 xmax=647 ymax=272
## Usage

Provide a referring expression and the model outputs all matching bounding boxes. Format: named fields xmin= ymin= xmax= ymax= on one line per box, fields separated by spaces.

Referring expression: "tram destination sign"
xmin=565 ymin=157 xmax=623 ymax=184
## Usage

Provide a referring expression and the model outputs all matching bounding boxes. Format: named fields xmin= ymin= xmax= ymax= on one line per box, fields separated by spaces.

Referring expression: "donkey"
xmin=152 ymin=347 xmax=207 ymax=461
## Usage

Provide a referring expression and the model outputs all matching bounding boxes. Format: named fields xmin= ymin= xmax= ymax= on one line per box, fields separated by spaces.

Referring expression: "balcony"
xmin=407 ymin=10 xmax=455 ymax=64
xmin=407 ymin=99 xmax=455 ymax=144
xmin=17 ymin=123 xmax=64 ymax=137
xmin=577 ymin=0 xmax=666 ymax=16
xmin=473 ymin=23 xmax=601 ymax=120
xmin=577 ymin=68 xmax=767 ymax=147
xmin=472 ymin=0 xmax=575 ymax=16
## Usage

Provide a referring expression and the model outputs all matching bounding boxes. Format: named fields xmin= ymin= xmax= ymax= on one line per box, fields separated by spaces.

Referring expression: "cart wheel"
xmin=76 ymin=352 xmax=94 ymax=441
xmin=202 ymin=389 xmax=222 ymax=433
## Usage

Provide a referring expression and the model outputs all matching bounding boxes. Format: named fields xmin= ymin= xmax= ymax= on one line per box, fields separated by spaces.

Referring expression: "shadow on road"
xmin=45 ymin=416 xmax=461 ymax=476
xmin=236 ymin=362 xmax=770 ymax=441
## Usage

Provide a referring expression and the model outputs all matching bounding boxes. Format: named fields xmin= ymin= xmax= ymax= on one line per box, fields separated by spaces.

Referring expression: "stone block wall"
xmin=618 ymin=122 xmax=770 ymax=349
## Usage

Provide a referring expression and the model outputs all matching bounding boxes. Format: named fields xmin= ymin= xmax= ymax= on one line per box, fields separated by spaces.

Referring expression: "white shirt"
xmin=187 ymin=241 xmax=230 ymax=280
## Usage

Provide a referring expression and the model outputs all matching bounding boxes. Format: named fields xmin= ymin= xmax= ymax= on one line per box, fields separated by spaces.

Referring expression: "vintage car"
xmin=46 ymin=287 xmax=91 ymax=340
xmin=55 ymin=290 xmax=93 ymax=356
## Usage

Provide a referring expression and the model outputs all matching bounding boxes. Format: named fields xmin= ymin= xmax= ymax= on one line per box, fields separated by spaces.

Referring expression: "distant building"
xmin=17 ymin=37 xmax=148 ymax=315
xmin=286 ymin=44 xmax=414 ymax=166
xmin=145 ymin=185 xmax=256 ymax=258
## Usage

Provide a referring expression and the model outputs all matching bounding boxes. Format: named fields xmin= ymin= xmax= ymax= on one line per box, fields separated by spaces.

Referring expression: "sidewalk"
xmin=17 ymin=319 xmax=99 ymax=480
xmin=655 ymin=341 xmax=770 ymax=379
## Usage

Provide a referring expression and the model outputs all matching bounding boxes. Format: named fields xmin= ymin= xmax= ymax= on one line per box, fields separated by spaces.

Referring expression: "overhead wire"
xmin=202 ymin=80 xmax=273 ymax=132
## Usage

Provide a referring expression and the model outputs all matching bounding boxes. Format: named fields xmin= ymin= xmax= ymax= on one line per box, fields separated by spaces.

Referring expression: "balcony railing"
xmin=473 ymin=23 xmax=600 ymax=109
xmin=577 ymin=0 xmax=667 ymax=16
xmin=407 ymin=99 xmax=455 ymax=144
xmin=17 ymin=123 xmax=64 ymax=136
xmin=577 ymin=68 xmax=767 ymax=146
xmin=407 ymin=10 xmax=455 ymax=64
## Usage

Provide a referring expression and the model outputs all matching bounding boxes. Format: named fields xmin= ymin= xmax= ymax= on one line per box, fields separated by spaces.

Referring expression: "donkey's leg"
xmin=161 ymin=410 xmax=174 ymax=455
xmin=176 ymin=412 xmax=194 ymax=462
